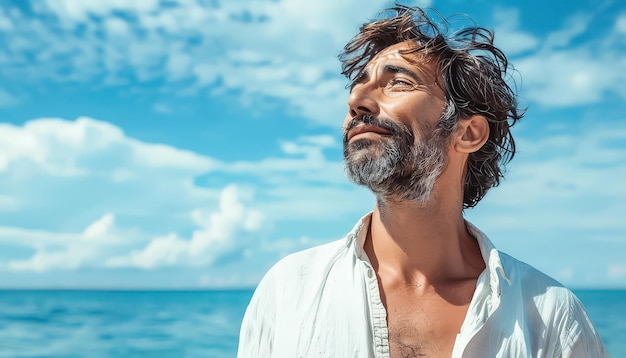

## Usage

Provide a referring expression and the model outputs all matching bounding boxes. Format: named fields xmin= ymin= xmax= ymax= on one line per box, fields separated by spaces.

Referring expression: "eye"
xmin=354 ymin=72 xmax=366 ymax=83
xmin=349 ymin=71 xmax=368 ymax=91
xmin=389 ymin=78 xmax=414 ymax=88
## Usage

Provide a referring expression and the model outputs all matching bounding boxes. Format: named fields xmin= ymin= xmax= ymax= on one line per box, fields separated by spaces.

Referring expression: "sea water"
xmin=0 ymin=289 xmax=623 ymax=357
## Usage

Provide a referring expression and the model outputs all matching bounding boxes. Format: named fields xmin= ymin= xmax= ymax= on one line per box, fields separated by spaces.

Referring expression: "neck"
xmin=364 ymin=191 xmax=484 ymax=289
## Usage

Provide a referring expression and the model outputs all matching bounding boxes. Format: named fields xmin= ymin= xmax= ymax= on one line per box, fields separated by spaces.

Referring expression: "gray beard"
xmin=343 ymin=115 xmax=448 ymax=202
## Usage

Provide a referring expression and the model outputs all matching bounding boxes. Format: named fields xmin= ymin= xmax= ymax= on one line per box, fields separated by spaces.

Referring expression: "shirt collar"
xmin=345 ymin=212 xmax=371 ymax=262
xmin=464 ymin=221 xmax=512 ymax=295
xmin=345 ymin=212 xmax=512 ymax=293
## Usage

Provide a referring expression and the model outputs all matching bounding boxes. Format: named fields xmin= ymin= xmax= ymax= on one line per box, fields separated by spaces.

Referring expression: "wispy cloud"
xmin=5 ymin=2 xmax=622 ymax=121
xmin=493 ymin=8 xmax=539 ymax=55
xmin=515 ymin=48 xmax=625 ymax=107
xmin=0 ymin=117 xmax=217 ymax=176
xmin=106 ymin=185 xmax=264 ymax=269
xmin=466 ymin=115 xmax=626 ymax=287
xmin=1 ymin=1 xmax=624 ymax=289
xmin=608 ymin=263 xmax=626 ymax=280
xmin=0 ymin=0 xmax=389 ymax=126
xmin=0 ymin=88 xmax=19 ymax=107
xmin=616 ymin=13 xmax=626 ymax=33
xmin=496 ymin=7 xmax=626 ymax=107
xmin=0 ymin=185 xmax=265 ymax=272
xmin=474 ymin=120 xmax=626 ymax=231
xmin=0 ymin=117 xmax=366 ymax=275
xmin=2 ymin=213 xmax=121 ymax=271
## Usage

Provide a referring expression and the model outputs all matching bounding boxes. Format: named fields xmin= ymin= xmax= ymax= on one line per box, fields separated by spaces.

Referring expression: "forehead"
xmin=367 ymin=41 xmax=436 ymax=72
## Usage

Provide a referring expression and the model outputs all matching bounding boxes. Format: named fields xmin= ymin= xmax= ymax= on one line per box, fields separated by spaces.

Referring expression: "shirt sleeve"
xmin=237 ymin=268 xmax=277 ymax=358
xmin=560 ymin=294 xmax=611 ymax=358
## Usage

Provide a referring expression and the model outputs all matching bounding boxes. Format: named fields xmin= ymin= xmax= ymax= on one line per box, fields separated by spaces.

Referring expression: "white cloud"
xmin=166 ymin=50 xmax=194 ymax=81
xmin=489 ymin=8 xmax=626 ymax=108
xmin=261 ymin=185 xmax=371 ymax=221
xmin=0 ymin=184 xmax=268 ymax=272
xmin=472 ymin=122 xmax=626 ymax=231
xmin=2 ymin=213 xmax=122 ymax=271
xmin=493 ymin=8 xmax=539 ymax=55
xmin=0 ymin=117 xmax=225 ymax=252
xmin=465 ymin=118 xmax=626 ymax=287
xmin=511 ymin=11 xmax=626 ymax=108
xmin=26 ymin=1 xmax=625 ymax=115
xmin=16 ymin=2 xmax=624 ymax=121
xmin=40 ymin=0 xmax=161 ymax=25
xmin=153 ymin=103 xmax=172 ymax=114
xmin=515 ymin=48 xmax=625 ymax=106
xmin=226 ymin=140 xmax=346 ymax=186
xmin=542 ymin=14 xmax=591 ymax=49
xmin=0 ymin=8 xmax=13 ymax=31
xmin=0 ymin=88 xmax=19 ymax=107
xmin=0 ymin=0 xmax=385 ymax=126
xmin=608 ymin=263 xmax=626 ymax=280
xmin=103 ymin=16 xmax=131 ymax=38
xmin=109 ymin=233 xmax=189 ymax=270
xmin=0 ymin=112 xmax=622 ymax=286
xmin=0 ymin=195 xmax=20 ymax=211
xmin=300 ymin=135 xmax=338 ymax=147
xmin=0 ymin=116 xmax=366 ymax=276
xmin=556 ymin=267 xmax=574 ymax=281
xmin=280 ymin=135 xmax=337 ymax=157
xmin=0 ymin=184 xmax=266 ymax=272
xmin=0 ymin=117 xmax=217 ymax=177
xmin=83 ymin=213 xmax=115 ymax=239
xmin=106 ymin=185 xmax=264 ymax=269
xmin=616 ymin=13 xmax=626 ymax=34
xmin=460 ymin=118 xmax=625 ymax=287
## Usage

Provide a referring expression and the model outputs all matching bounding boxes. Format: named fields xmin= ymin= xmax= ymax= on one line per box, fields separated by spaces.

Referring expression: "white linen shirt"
xmin=238 ymin=213 xmax=610 ymax=357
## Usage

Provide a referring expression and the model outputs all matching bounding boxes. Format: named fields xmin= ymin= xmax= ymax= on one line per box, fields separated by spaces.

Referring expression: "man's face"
xmin=343 ymin=41 xmax=451 ymax=201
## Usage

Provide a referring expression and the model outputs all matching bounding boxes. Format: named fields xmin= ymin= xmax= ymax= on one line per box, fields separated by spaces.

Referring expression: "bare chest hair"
xmin=384 ymin=286 xmax=475 ymax=358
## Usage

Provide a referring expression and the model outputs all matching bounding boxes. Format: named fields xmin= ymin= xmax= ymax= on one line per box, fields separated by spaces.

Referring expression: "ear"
xmin=453 ymin=115 xmax=489 ymax=154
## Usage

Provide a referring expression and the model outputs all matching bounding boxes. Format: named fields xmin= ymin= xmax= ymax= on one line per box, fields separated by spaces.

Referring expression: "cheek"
xmin=386 ymin=99 xmax=440 ymax=135
xmin=417 ymin=97 xmax=447 ymax=128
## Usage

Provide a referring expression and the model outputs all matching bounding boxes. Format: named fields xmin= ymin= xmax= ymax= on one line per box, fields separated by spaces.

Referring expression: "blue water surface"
xmin=0 ymin=290 xmax=253 ymax=357
xmin=0 ymin=289 xmax=623 ymax=357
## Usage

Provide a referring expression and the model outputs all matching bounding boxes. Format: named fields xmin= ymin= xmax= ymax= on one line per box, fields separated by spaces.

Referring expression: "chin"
xmin=346 ymin=137 xmax=386 ymax=152
xmin=345 ymin=141 xmax=384 ymax=163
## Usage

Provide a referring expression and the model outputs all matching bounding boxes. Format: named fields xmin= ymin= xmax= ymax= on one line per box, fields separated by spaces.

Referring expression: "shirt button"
xmin=367 ymin=269 xmax=374 ymax=278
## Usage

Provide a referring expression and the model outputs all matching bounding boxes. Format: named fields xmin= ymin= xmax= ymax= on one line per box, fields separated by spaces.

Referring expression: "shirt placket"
xmin=364 ymin=263 xmax=390 ymax=358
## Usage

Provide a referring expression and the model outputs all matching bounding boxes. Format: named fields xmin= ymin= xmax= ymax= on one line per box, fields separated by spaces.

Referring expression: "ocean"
xmin=0 ymin=289 xmax=623 ymax=357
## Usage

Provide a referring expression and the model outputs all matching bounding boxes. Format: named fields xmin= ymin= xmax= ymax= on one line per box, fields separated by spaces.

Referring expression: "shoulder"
xmin=498 ymin=251 xmax=578 ymax=312
xmin=261 ymin=238 xmax=349 ymax=291
xmin=498 ymin=251 xmax=563 ymax=290
xmin=498 ymin=252 xmax=609 ymax=357
xmin=251 ymin=238 xmax=349 ymax=297
xmin=271 ymin=239 xmax=348 ymax=274
xmin=238 ymin=238 xmax=350 ymax=356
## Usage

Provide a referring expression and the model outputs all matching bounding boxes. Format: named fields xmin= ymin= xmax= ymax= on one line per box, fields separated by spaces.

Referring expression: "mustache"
xmin=343 ymin=114 xmax=413 ymax=142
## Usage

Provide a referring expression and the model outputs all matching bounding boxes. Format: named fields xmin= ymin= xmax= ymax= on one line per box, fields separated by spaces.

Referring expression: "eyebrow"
xmin=350 ymin=70 xmax=370 ymax=90
xmin=385 ymin=65 xmax=422 ymax=83
xmin=350 ymin=64 xmax=423 ymax=90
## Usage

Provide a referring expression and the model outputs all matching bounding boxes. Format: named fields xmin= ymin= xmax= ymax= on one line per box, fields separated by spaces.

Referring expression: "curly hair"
xmin=339 ymin=5 xmax=524 ymax=208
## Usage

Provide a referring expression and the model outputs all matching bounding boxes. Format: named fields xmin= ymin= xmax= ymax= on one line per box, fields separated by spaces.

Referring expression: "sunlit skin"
xmin=343 ymin=41 xmax=491 ymax=357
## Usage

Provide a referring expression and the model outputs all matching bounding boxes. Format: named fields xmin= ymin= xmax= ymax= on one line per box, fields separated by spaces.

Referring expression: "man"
xmin=238 ymin=5 xmax=610 ymax=358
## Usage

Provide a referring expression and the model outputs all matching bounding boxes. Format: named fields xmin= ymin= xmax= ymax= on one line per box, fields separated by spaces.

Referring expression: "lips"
xmin=346 ymin=124 xmax=391 ymax=141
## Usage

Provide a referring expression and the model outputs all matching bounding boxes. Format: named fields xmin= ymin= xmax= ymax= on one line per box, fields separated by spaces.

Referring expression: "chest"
xmin=384 ymin=289 xmax=474 ymax=358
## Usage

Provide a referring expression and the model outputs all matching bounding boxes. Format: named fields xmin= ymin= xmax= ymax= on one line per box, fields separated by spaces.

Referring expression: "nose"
xmin=347 ymin=82 xmax=379 ymax=118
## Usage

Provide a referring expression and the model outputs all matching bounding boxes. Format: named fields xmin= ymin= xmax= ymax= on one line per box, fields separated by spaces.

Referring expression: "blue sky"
xmin=0 ymin=0 xmax=624 ymax=289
